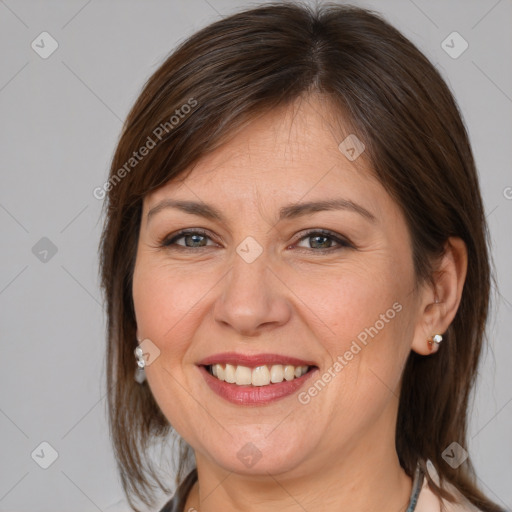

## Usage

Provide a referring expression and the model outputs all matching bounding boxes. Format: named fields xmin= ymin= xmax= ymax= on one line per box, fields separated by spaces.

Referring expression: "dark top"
xmin=158 ymin=465 xmax=424 ymax=512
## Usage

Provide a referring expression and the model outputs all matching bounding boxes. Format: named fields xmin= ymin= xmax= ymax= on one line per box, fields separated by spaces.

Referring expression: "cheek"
xmin=132 ymin=257 xmax=210 ymax=359
xmin=292 ymin=258 xmax=408 ymax=349
xmin=131 ymin=258 xmax=209 ymax=438
xmin=293 ymin=256 xmax=415 ymax=406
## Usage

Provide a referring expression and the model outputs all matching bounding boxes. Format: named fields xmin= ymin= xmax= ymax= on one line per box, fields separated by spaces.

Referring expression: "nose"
xmin=213 ymin=251 xmax=292 ymax=337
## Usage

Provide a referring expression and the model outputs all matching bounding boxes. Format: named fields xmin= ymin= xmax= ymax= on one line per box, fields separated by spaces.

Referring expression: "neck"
xmin=184 ymin=413 xmax=413 ymax=512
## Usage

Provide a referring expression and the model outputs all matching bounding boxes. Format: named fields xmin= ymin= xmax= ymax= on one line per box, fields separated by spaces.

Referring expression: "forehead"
xmin=145 ymin=96 xmax=384 ymax=216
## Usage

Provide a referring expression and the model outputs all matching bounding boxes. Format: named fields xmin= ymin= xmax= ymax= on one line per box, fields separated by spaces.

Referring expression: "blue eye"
xmin=294 ymin=230 xmax=352 ymax=252
xmin=160 ymin=228 xmax=352 ymax=252
xmin=161 ymin=229 xmax=215 ymax=249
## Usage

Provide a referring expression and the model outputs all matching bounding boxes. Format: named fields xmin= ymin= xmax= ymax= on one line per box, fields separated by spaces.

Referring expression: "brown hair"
xmin=99 ymin=2 xmax=502 ymax=511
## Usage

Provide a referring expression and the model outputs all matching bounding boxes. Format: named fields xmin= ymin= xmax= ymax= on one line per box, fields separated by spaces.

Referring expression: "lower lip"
xmin=198 ymin=365 xmax=318 ymax=406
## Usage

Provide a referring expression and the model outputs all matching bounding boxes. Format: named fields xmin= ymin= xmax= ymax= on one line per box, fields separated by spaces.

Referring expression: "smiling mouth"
xmin=204 ymin=363 xmax=316 ymax=387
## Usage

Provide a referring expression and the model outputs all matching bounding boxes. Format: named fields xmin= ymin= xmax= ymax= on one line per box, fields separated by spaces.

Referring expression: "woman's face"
xmin=132 ymin=96 xmax=426 ymax=477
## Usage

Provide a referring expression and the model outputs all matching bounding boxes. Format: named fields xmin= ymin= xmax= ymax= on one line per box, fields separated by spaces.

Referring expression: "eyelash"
xmin=159 ymin=228 xmax=353 ymax=253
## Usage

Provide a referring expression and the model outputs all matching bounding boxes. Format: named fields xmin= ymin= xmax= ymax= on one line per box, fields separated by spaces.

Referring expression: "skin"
xmin=132 ymin=94 xmax=467 ymax=512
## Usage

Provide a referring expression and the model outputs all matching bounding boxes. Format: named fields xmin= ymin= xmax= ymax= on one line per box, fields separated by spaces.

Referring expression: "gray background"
xmin=0 ymin=0 xmax=511 ymax=511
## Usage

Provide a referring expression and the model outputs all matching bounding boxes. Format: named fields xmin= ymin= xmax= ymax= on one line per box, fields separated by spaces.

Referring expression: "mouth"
xmin=196 ymin=353 xmax=319 ymax=405
xmin=203 ymin=363 xmax=315 ymax=386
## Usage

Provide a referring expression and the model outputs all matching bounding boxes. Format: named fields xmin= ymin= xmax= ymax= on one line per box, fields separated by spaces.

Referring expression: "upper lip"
xmin=197 ymin=352 xmax=317 ymax=368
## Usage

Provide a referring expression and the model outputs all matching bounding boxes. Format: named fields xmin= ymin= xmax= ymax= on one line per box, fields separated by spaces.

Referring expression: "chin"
xmin=200 ymin=431 xmax=312 ymax=476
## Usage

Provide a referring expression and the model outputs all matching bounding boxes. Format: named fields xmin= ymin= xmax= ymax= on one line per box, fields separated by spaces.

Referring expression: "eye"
xmin=160 ymin=229 xmax=217 ymax=249
xmin=293 ymin=229 xmax=353 ymax=252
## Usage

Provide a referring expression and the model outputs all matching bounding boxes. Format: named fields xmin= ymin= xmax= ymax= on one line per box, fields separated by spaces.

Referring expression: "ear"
xmin=411 ymin=237 xmax=468 ymax=356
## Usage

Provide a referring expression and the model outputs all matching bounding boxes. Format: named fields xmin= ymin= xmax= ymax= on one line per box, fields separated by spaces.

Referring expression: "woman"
xmin=99 ymin=2 xmax=506 ymax=511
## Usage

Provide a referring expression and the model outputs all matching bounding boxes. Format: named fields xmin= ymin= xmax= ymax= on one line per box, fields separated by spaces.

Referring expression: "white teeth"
xmin=270 ymin=364 xmax=284 ymax=383
xmin=252 ymin=366 xmax=270 ymax=386
xmin=235 ymin=365 xmax=252 ymax=385
xmin=284 ymin=365 xmax=295 ymax=381
xmin=224 ymin=363 xmax=236 ymax=383
xmin=210 ymin=363 xmax=310 ymax=386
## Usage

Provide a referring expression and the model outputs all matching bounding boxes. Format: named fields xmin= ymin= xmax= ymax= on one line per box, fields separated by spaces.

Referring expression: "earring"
xmin=427 ymin=334 xmax=443 ymax=350
xmin=134 ymin=341 xmax=146 ymax=383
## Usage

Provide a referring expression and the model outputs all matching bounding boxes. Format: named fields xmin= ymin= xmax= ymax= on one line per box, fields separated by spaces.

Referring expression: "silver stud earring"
xmin=428 ymin=334 xmax=443 ymax=350
xmin=134 ymin=341 xmax=146 ymax=383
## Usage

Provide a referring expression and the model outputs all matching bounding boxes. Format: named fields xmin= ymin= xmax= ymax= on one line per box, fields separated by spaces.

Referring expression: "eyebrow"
xmin=146 ymin=198 xmax=376 ymax=226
